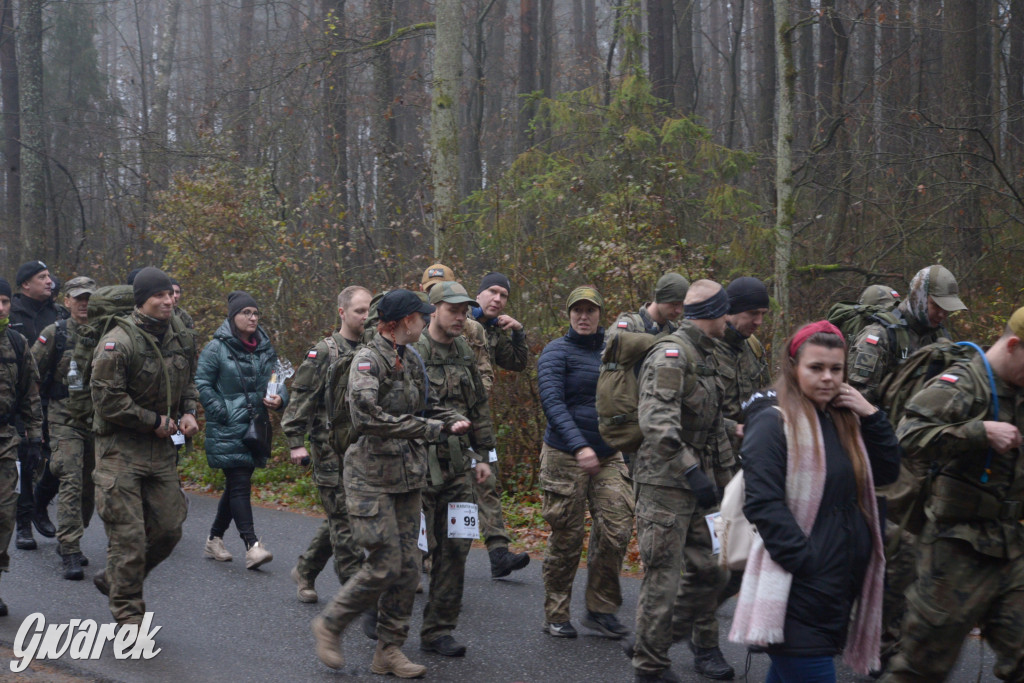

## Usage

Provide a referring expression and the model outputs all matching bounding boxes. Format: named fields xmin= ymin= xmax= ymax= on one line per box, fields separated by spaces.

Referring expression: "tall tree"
xmin=149 ymin=0 xmax=183 ymax=189
xmin=673 ymin=0 xmax=696 ymax=114
xmin=1 ymin=0 xmax=20 ymax=258
xmin=516 ymin=0 xmax=538 ymax=151
xmin=430 ymin=0 xmax=461 ymax=256
xmin=648 ymin=0 xmax=673 ymax=104
xmin=18 ymin=0 xmax=46 ymax=257
xmin=322 ymin=0 xmax=349 ymax=205
xmin=774 ymin=0 xmax=796 ymax=339
xmin=371 ymin=0 xmax=397 ymax=239
xmin=1010 ymin=0 xmax=1024 ymax=165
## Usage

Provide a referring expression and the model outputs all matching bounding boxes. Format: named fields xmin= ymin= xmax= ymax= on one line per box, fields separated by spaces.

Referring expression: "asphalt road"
xmin=0 ymin=492 xmax=999 ymax=682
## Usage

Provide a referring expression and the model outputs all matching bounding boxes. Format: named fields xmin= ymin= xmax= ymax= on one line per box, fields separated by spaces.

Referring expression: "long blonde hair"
xmin=774 ymin=329 xmax=869 ymax=511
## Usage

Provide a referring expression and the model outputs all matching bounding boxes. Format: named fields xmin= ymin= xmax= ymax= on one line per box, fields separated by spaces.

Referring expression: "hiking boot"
xmin=362 ymin=610 xmax=378 ymax=640
xmin=311 ymin=616 xmax=344 ymax=669
xmin=635 ymin=668 xmax=682 ymax=683
xmin=15 ymin=524 xmax=36 ymax=550
xmin=693 ymin=645 xmax=735 ymax=680
xmin=371 ymin=641 xmax=427 ymax=678
xmin=543 ymin=621 xmax=578 ymax=638
xmin=62 ymin=552 xmax=84 ymax=581
xmin=0 ymin=597 xmax=6 ymax=617
xmin=291 ymin=566 xmax=318 ymax=603
xmin=489 ymin=547 xmax=529 ymax=578
xmin=245 ymin=541 xmax=272 ymax=570
xmin=622 ymin=634 xmax=636 ymax=659
xmin=581 ymin=610 xmax=629 ymax=639
xmin=420 ymin=634 xmax=466 ymax=657
xmin=204 ymin=536 xmax=233 ymax=562
xmin=77 ymin=552 xmax=89 ymax=567
xmin=93 ymin=571 xmax=110 ymax=596
xmin=32 ymin=505 xmax=56 ymax=538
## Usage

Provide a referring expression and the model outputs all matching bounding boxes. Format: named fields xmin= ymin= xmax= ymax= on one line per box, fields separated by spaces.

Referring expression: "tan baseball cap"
xmin=64 ymin=276 xmax=97 ymax=298
xmin=421 ymin=263 xmax=455 ymax=290
xmin=928 ymin=265 xmax=967 ymax=312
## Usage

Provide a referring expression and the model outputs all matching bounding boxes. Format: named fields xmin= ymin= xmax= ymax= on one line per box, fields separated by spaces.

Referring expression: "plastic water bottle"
xmin=67 ymin=360 xmax=84 ymax=392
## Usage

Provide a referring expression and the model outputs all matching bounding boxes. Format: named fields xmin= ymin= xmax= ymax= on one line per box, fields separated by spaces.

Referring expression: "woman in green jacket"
xmin=196 ymin=291 xmax=288 ymax=569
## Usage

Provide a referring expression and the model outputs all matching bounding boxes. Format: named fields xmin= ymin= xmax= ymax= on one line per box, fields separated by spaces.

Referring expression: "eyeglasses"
xmin=239 ymin=309 xmax=260 ymax=319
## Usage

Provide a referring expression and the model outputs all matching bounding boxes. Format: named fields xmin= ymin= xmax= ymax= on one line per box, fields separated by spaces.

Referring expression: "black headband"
xmin=684 ymin=287 xmax=729 ymax=320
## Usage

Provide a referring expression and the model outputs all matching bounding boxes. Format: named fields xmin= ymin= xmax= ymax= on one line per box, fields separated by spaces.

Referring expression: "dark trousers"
xmin=210 ymin=465 xmax=257 ymax=546
xmin=766 ymin=655 xmax=836 ymax=683
xmin=17 ymin=441 xmax=56 ymax=524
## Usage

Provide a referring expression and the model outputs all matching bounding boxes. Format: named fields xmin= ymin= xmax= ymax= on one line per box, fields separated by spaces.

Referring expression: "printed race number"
xmin=447 ymin=502 xmax=479 ymax=539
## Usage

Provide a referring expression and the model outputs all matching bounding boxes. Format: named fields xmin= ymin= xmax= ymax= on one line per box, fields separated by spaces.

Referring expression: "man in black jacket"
xmin=9 ymin=261 xmax=60 ymax=551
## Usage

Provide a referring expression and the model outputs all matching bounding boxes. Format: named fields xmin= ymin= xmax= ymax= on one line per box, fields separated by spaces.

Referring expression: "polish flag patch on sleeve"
xmin=104 ymin=342 xmax=116 ymax=351
xmin=307 ymin=350 xmax=318 ymax=358
xmin=865 ymin=334 xmax=880 ymax=345
xmin=939 ymin=374 xmax=959 ymax=384
xmin=357 ymin=361 xmax=373 ymax=372
xmin=37 ymin=335 xmax=47 ymax=344
xmin=665 ymin=348 xmax=680 ymax=358
xmin=617 ymin=321 xmax=629 ymax=328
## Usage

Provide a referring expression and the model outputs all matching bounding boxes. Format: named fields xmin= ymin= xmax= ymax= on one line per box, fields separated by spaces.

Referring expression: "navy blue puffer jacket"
xmin=537 ymin=326 xmax=615 ymax=459
xmin=196 ymin=320 xmax=289 ymax=469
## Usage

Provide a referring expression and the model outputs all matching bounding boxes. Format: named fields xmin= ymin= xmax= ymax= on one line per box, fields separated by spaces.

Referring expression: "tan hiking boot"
xmin=311 ymin=616 xmax=344 ymax=669
xmin=204 ymin=536 xmax=233 ymax=562
xmin=291 ymin=566 xmax=318 ymax=603
xmin=371 ymin=642 xmax=427 ymax=678
xmin=245 ymin=541 xmax=273 ymax=570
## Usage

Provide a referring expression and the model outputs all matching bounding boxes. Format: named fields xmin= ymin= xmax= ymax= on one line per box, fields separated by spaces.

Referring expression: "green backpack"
xmin=826 ymin=301 xmax=912 ymax=358
xmin=877 ymin=339 xmax=993 ymax=533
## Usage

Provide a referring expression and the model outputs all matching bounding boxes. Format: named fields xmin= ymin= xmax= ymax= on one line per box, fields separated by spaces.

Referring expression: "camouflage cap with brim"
xmin=566 ymin=286 xmax=603 ymax=313
xmin=428 ymin=280 xmax=479 ymax=307
xmin=64 ymin=276 xmax=98 ymax=298
xmin=928 ymin=265 xmax=967 ymax=312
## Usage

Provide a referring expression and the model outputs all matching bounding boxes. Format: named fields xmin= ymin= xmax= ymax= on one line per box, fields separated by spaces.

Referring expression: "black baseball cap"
xmin=377 ymin=289 xmax=435 ymax=322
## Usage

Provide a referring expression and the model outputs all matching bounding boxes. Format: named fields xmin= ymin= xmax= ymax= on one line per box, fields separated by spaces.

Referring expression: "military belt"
xmin=600 ymin=412 xmax=636 ymax=426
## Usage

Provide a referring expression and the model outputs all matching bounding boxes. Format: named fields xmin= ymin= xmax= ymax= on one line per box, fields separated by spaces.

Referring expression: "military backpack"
xmin=877 ymin=339 xmax=994 ymax=534
xmin=0 ymin=328 xmax=27 ymax=425
xmin=826 ymin=301 xmax=912 ymax=360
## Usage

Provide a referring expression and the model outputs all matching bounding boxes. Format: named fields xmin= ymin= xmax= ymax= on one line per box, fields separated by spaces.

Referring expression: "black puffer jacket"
xmin=741 ymin=392 xmax=900 ymax=656
xmin=537 ymin=326 xmax=614 ymax=458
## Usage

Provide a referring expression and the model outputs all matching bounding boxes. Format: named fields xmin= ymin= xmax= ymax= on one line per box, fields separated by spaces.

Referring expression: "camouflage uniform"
xmin=320 ymin=333 xmax=463 ymax=647
xmin=90 ymin=311 xmax=197 ymax=624
xmin=472 ymin=312 xmax=528 ymax=552
xmin=881 ymin=355 xmax=1024 ymax=682
xmin=413 ymin=332 xmax=495 ymax=643
xmin=632 ymin=320 xmax=733 ymax=675
xmin=0 ymin=328 xmax=42 ymax=589
xmin=32 ymin=319 xmax=95 ymax=556
xmin=281 ymin=332 xmax=362 ymax=587
xmin=714 ymin=324 xmax=771 ymax=447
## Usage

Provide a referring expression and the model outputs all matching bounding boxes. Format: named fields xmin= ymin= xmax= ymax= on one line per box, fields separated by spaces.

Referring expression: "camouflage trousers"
xmin=321 ymin=489 xmax=421 ymax=647
xmin=294 ymin=483 xmax=363 ymax=587
xmin=632 ymin=482 xmax=726 ymax=674
xmin=0 ymin=452 xmax=18 ymax=578
xmin=472 ymin=458 xmax=510 ymax=551
xmin=668 ymin=497 xmax=731 ymax=649
xmin=421 ymin=466 xmax=475 ymax=642
xmin=49 ymin=427 xmax=95 ymax=555
xmin=93 ymin=433 xmax=188 ymax=624
xmin=540 ymin=444 xmax=634 ymax=623
xmin=880 ymin=520 xmax=919 ymax=662
xmin=881 ymin=535 xmax=1024 ymax=682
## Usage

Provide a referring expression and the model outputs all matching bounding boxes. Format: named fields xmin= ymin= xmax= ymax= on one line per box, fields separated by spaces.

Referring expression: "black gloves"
xmin=685 ymin=467 xmax=718 ymax=509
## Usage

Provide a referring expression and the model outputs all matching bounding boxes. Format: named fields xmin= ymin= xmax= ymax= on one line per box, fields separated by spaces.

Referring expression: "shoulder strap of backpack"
xmin=115 ymin=317 xmax=173 ymax=418
xmin=746 ymin=334 xmax=764 ymax=359
xmin=324 ymin=335 xmax=340 ymax=364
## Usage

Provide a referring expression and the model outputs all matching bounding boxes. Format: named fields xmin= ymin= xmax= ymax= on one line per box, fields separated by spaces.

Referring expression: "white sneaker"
xmin=204 ymin=536 xmax=233 ymax=562
xmin=245 ymin=541 xmax=273 ymax=570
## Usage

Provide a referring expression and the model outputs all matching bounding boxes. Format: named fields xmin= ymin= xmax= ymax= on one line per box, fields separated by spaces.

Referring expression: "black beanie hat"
xmin=16 ymin=260 xmax=48 ymax=287
xmin=478 ymin=272 xmax=512 ymax=295
xmin=726 ymin=277 xmax=770 ymax=314
xmin=132 ymin=267 xmax=174 ymax=307
xmin=228 ymin=291 xmax=259 ymax=320
xmin=0 ymin=278 xmax=11 ymax=299
xmin=126 ymin=267 xmax=144 ymax=285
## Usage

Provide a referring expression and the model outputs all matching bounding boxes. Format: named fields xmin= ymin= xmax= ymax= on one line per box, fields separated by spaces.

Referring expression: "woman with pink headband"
xmin=729 ymin=321 xmax=901 ymax=682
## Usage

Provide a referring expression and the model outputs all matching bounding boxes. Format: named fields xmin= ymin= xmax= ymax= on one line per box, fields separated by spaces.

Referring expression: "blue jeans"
xmin=766 ymin=654 xmax=836 ymax=683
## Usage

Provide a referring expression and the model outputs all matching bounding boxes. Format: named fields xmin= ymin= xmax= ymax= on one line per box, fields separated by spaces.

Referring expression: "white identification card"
xmin=705 ymin=512 xmax=722 ymax=555
xmin=171 ymin=432 xmax=185 ymax=446
xmin=14 ymin=460 xmax=20 ymax=494
xmin=488 ymin=448 xmax=498 ymax=463
xmin=417 ymin=512 xmax=429 ymax=552
xmin=447 ymin=502 xmax=479 ymax=539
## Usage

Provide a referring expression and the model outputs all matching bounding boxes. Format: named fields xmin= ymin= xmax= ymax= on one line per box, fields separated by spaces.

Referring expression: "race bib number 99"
xmin=447 ymin=502 xmax=479 ymax=539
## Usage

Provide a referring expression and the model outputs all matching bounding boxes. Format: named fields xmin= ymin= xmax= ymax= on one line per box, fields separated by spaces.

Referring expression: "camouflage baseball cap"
xmin=566 ymin=286 xmax=603 ymax=313
xmin=428 ymin=280 xmax=479 ymax=307
xmin=64 ymin=276 xmax=97 ymax=298
xmin=858 ymin=284 xmax=899 ymax=309
xmin=927 ymin=265 xmax=967 ymax=312
xmin=421 ymin=263 xmax=455 ymax=290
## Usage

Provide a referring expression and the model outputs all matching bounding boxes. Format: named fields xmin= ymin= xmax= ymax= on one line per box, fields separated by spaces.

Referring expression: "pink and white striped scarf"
xmin=728 ymin=407 xmax=885 ymax=675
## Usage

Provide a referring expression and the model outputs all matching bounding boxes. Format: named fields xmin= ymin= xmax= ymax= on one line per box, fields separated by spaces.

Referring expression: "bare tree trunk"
xmin=431 ymin=0 xmax=461 ymax=257
xmin=794 ymin=0 xmax=815 ymax=148
xmin=371 ymin=0 xmax=397 ymax=238
xmin=753 ymin=0 xmax=775 ymax=150
xmin=18 ymin=0 xmax=45 ymax=258
xmin=516 ymin=0 xmax=537 ymax=151
xmin=200 ymin=0 xmax=216 ymax=130
xmin=233 ymin=0 xmax=255 ymax=163
xmin=725 ymin=0 xmax=745 ymax=147
xmin=322 ymin=0 xmax=348 ymax=203
xmin=149 ymin=0 xmax=182 ymax=190
xmin=1010 ymin=0 xmax=1024 ymax=164
xmin=673 ymin=0 xmax=696 ymax=114
xmin=1 ymin=0 xmax=20 ymax=258
xmin=483 ymin=0 xmax=508 ymax=183
xmin=774 ymin=0 xmax=796 ymax=341
xmin=539 ymin=0 xmax=554 ymax=98
xmin=648 ymin=0 xmax=673 ymax=104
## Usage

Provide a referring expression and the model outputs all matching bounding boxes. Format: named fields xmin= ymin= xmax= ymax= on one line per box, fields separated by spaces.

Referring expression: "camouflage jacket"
xmin=714 ymin=324 xmax=771 ymax=444
xmin=634 ymin=320 xmax=734 ymax=491
xmin=849 ymin=311 xmax=946 ymax=405
xmin=413 ymin=332 xmax=495 ymax=478
xmin=281 ymin=332 xmax=354 ymax=452
xmin=0 ymin=328 xmax=42 ymax=449
xmin=90 ymin=311 xmax=199 ymax=437
xmin=897 ymin=354 xmax=1024 ymax=559
xmin=32 ymin=318 xmax=89 ymax=435
xmin=344 ymin=333 xmax=465 ymax=494
xmin=474 ymin=312 xmax=528 ymax=375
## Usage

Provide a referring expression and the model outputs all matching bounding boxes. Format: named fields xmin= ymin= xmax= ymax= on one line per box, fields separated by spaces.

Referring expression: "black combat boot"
xmin=32 ymin=503 xmax=56 ymax=538
xmin=93 ymin=570 xmax=110 ymax=596
xmin=489 ymin=546 xmax=530 ymax=578
xmin=0 ymin=597 xmax=7 ymax=616
xmin=62 ymin=552 xmax=84 ymax=580
xmin=15 ymin=522 xmax=36 ymax=550
xmin=692 ymin=645 xmax=735 ymax=680
xmin=361 ymin=609 xmax=378 ymax=640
